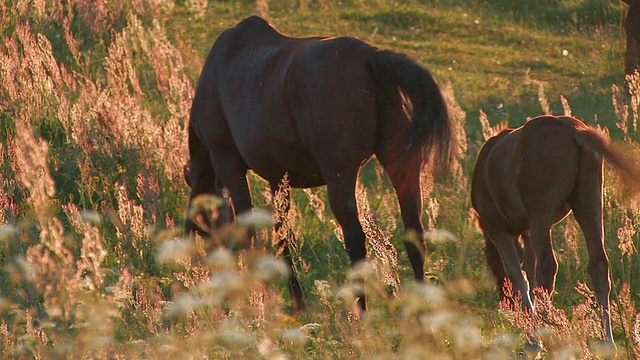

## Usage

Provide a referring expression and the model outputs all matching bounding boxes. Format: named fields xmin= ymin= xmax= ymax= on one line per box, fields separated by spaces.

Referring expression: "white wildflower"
xmin=206 ymin=248 xmax=236 ymax=270
xmin=314 ymin=280 xmax=333 ymax=300
xmin=251 ymin=256 xmax=289 ymax=282
xmin=218 ymin=329 xmax=255 ymax=350
xmin=237 ymin=209 xmax=273 ymax=228
xmin=453 ymin=323 xmax=484 ymax=352
xmin=0 ymin=225 xmax=18 ymax=241
xmin=156 ymin=238 xmax=195 ymax=264
xmin=80 ymin=210 xmax=102 ymax=225
xmin=165 ymin=293 xmax=204 ymax=315
xmin=424 ymin=229 xmax=457 ymax=243
xmin=552 ymin=345 xmax=581 ymax=360
xmin=347 ymin=261 xmax=375 ymax=282
xmin=279 ymin=327 xmax=307 ymax=345
xmin=420 ymin=310 xmax=456 ymax=333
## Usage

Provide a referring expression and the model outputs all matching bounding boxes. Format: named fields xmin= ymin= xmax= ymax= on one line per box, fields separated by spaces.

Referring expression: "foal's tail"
xmin=574 ymin=127 xmax=640 ymax=180
xmin=368 ymin=50 xmax=452 ymax=167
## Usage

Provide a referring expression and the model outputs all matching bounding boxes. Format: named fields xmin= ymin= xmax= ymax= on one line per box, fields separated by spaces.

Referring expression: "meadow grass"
xmin=1 ymin=0 xmax=640 ymax=358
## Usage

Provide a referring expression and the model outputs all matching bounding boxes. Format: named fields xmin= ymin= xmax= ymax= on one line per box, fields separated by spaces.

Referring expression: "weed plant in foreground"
xmin=1 ymin=0 xmax=640 ymax=358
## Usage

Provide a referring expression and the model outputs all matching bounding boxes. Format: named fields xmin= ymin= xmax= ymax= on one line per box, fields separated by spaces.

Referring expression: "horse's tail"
xmin=368 ymin=50 xmax=452 ymax=167
xmin=574 ymin=127 xmax=640 ymax=180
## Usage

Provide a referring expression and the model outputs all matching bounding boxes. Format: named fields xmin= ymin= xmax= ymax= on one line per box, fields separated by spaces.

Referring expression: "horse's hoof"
xmin=521 ymin=341 xmax=542 ymax=359
xmin=590 ymin=340 xmax=617 ymax=359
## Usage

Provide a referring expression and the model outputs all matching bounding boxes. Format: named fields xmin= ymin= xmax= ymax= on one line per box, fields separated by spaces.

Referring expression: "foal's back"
xmin=472 ymin=116 xmax=594 ymax=233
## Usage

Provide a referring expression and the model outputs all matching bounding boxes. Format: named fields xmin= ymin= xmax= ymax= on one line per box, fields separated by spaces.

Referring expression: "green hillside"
xmin=1 ymin=0 xmax=639 ymax=358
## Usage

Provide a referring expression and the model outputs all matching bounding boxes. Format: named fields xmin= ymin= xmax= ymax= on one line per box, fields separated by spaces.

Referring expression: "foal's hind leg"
xmin=270 ymin=182 xmax=305 ymax=312
xmin=527 ymin=219 xmax=558 ymax=294
xmin=483 ymin=227 xmax=534 ymax=312
xmin=483 ymin=225 xmax=540 ymax=353
xmin=485 ymin=234 xmax=531 ymax=298
xmin=377 ymin=152 xmax=425 ymax=281
xmin=520 ymin=232 xmax=539 ymax=299
xmin=568 ymin=159 xmax=615 ymax=347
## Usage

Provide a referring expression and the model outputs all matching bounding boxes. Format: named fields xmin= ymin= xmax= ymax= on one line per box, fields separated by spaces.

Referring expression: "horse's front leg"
xmin=184 ymin=145 xmax=220 ymax=236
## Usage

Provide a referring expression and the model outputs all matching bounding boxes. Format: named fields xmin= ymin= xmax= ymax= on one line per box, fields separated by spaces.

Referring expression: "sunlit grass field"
xmin=1 ymin=0 xmax=640 ymax=358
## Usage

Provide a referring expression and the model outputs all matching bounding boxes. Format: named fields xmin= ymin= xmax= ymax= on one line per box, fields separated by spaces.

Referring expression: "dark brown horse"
xmin=471 ymin=115 xmax=639 ymax=353
xmin=624 ymin=0 xmax=640 ymax=76
xmin=185 ymin=16 xmax=452 ymax=312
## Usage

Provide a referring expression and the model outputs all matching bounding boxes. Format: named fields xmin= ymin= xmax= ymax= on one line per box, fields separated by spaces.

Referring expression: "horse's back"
xmin=515 ymin=116 xmax=581 ymax=217
xmin=516 ymin=116 xmax=583 ymax=168
xmin=196 ymin=18 xmax=381 ymax=186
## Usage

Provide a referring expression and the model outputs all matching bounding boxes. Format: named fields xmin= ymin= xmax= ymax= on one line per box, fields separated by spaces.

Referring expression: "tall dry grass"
xmin=0 ymin=0 xmax=639 ymax=358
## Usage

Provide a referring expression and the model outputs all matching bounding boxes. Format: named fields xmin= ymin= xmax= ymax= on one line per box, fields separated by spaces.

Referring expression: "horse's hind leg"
xmin=270 ymin=181 xmax=305 ymax=312
xmin=324 ymin=170 xmax=368 ymax=311
xmin=568 ymin=158 xmax=615 ymax=347
xmin=626 ymin=31 xmax=640 ymax=76
xmin=377 ymin=152 xmax=425 ymax=281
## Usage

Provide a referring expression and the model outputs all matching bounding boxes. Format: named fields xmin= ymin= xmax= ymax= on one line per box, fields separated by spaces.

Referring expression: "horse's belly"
xmin=487 ymin=180 xmax=528 ymax=230
xmin=552 ymin=205 xmax=572 ymax=225
xmin=499 ymin=204 xmax=528 ymax=233
xmin=239 ymin=139 xmax=326 ymax=188
xmin=251 ymin=160 xmax=326 ymax=188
